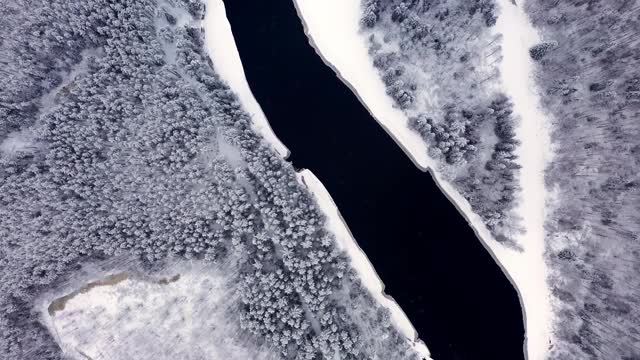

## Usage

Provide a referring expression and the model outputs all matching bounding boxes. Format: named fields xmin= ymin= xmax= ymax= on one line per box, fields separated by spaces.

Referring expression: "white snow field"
xmin=203 ymin=0 xmax=290 ymax=158
xmin=0 ymin=129 xmax=37 ymax=155
xmin=297 ymin=169 xmax=431 ymax=359
xmin=43 ymin=263 xmax=280 ymax=360
xmin=293 ymin=0 xmax=554 ymax=359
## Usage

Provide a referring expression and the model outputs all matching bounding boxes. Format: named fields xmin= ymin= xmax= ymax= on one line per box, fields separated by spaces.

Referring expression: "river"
xmin=222 ymin=1 xmax=525 ymax=359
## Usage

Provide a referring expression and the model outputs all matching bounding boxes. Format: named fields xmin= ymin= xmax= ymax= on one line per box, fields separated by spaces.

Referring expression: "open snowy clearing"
xmin=293 ymin=0 xmax=554 ymax=359
xmin=42 ymin=263 xmax=280 ymax=360
xmin=297 ymin=169 xmax=431 ymax=359
xmin=203 ymin=0 xmax=290 ymax=158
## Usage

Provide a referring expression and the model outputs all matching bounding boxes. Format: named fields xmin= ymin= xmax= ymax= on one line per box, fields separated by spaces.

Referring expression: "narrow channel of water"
xmin=222 ymin=1 xmax=525 ymax=359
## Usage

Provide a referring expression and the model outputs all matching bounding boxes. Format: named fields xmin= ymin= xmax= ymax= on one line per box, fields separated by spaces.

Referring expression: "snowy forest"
xmin=2 ymin=0 xmax=639 ymax=358
xmin=360 ymin=0 xmax=523 ymax=247
xmin=0 ymin=1 xmax=425 ymax=359
xmin=525 ymin=0 xmax=640 ymax=358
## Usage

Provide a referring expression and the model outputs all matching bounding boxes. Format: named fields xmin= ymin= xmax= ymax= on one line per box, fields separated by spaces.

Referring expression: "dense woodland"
xmin=0 ymin=1 xmax=422 ymax=359
xmin=360 ymin=0 xmax=523 ymax=246
xmin=525 ymin=1 xmax=640 ymax=358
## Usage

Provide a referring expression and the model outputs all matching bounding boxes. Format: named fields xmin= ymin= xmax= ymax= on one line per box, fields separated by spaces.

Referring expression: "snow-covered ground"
xmin=202 ymin=0 xmax=290 ymax=158
xmin=493 ymin=1 xmax=553 ymax=358
xmin=293 ymin=0 xmax=554 ymax=359
xmin=43 ymin=263 xmax=280 ymax=360
xmin=0 ymin=129 xmax=37 ymax=155
xmin=297 ymin=170 xmax=431 ymax=359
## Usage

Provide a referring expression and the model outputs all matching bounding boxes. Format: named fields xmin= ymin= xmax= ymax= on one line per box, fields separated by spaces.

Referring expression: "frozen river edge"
xmin=292 ymin=0 xmax=554 ymax=359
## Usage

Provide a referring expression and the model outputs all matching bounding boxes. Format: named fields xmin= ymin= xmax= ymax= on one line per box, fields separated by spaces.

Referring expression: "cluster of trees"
xmin=453 ymin=96 xmax=521 ymax=243
xmin=0 ymin=1 xmax=420 ymax=359
xmin=408 ymin=95 xmax=520 ymax=241
xmin=529 ymin=41 xmax=557 ymax=61
xmin=409 ymin=107 xmax=479 ymax=165
xmin=362 ymin=0 xmax=496 ymax=28
xmin=525 ymin=0 xmax=640 ymax=358
xmin=361 ymin=0 xmax=521 ymax=244
xmin=380 ymin=63 xmax=416 ymax=109
xmin=361 ymin=0 xmax=380 ymax=28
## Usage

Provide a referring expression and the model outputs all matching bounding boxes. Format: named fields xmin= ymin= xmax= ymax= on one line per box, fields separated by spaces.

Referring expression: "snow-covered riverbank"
xmin=297 ymin=170 xmax=431 ymax=359
xmin=202 ymin=0 xmax=289 ymax=158
xmin=293 ymin=0 xmax=554 ymax=359
xmin=202 ymin=2 xmax=430 ymax=358
xmin=292 ymin=0 xmax=431 ymax=171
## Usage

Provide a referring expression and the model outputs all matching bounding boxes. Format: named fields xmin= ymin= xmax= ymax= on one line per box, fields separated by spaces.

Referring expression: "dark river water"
xmin=222 ymin=1 xmax=525 ymax=359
